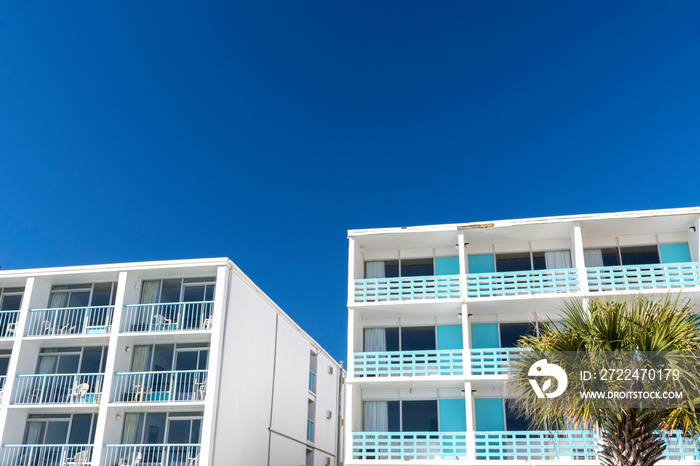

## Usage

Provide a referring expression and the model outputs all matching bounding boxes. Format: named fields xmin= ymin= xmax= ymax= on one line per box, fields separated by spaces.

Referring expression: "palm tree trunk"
xmin=599 ymin=409 xmax=665 ymax=466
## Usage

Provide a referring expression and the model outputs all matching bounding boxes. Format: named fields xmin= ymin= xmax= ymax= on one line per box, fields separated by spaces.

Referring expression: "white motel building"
xmin=0 ymin=258 xmax=344 ymax=466
xmin=345 ymin=207 xmax=700 ymax=465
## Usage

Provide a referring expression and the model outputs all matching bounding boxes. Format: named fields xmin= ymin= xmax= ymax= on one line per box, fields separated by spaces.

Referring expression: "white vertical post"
xmin=0 ymin=276 xmax=36 ymax=443
xmin=572 ymin=222 xmax=589 ymax=294
xmin=348 ymin=238 xmax=357 ymax=307
xmin=458 ymin=231 xmax=467 ymax=300
xmin=92 ymin=270 xmax=129 ymax=465
xmin=465 ymin=380 xmax=476 ymax=461
xmin=199 ymin=264 xmax=230 ymax=466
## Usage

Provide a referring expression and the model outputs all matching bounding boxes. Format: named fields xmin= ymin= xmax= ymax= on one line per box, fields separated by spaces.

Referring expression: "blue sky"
xmin=1 ymin=1 xmax=700 ymax=361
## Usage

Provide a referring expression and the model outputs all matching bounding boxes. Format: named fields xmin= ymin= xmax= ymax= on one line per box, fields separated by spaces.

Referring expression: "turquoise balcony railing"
xmin=0 ymin=311 xmax=19 ymax=338
xmin=354 ymin=350 xmax=464 ymax=377
xmin=25 ymin=306 xmax=114 ymax=336
xmin=0 ymin=445 xmax=93 ymax=466
xmin=309 ymin=370 xmax=316 ymax=393
xmin=112 ymin=370 xmax=207 ymax=403
xmin=587 ymin=262 xmax=700 ymax=292
xmin=121 ymin=301 xmax=214 ymax=333
xmin=13 ymin=373 xmax=104 ymax=405
xmin=103 ymin=444 xmax=200 ymax=466
xmin=467 ymin=268 xmax=579 ymax=298
xmin=471 ymin=348 xmax=521 ymax=376
xmin=353 ymin=432 xmax=467 ymax=460
xmin=354 ymin=275 xmax=460 ymax=303
xmin=475 ymin=431 xmax=598 ymax=461
xmin=661 ymin=431 xmax=700 ymax=460
xmin=307 ymin=419 xmax=315 ymax=442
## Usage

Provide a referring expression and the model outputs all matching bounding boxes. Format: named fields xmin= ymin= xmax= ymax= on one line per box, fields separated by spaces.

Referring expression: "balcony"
xmin=25 ymin=306 xmax=114 ymax=337
xmin=471 ymin=348 xmax=521 ymax=376
xmin=0 ymin=445 xmax=93 ymax=466
xmin=475 ymin=431 xmax=598 ymax=461
xmin=307 ymin=419 xmax=315 ymax=443
xmin=0 ymin=311 xmax=19 ymax=338
xmin=308 ymin=370 xmax=316 ymax=393
xmin=121 ymin=302 xmax=214 ymax=333
xmin=102 ymin=444 xmax=200 ymax=466
xmin=467 ymin=269 xmax=579 ymax=298
xmin=352 ymin=432 xmax=467 ymax=460
xmin=353 ymin=275 xmax=460 ymax=303
xmin=587 ymin=263 xmax=700 ymax=293
xmin=662 ymin=431 xmax=700 ymax=461
xmin=354 ymin=350 xmax=464 ymax=377
xmin=13 ymin=373 xmax=104 ymax=405
xmin=112 ymin=370 xmax=207 ymax=403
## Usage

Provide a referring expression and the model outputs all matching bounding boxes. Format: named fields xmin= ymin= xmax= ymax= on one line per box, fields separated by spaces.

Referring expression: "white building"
xmin=0 ymin=258 xmax=344 ymax=466
xmin=345 ymin=207 xmax=700 ymax=465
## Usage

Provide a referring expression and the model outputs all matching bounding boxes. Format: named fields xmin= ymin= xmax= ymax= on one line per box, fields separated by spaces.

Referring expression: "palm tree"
xmin=510 ymin=295 xmax=700 ymax=466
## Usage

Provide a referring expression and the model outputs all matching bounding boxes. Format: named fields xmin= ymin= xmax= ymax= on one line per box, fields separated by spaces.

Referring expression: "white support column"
xmin=464 ymin=380 xmax=476 ymax=461
xmin=347 ymin=308 xmax=356 ymax=382
xmin=461 ymin=303 xmax=470 ymax=376
xmin=458 ymin=231 xmax=467 ymax=300
xmin=348 ymin=238 xmax=357 ymax=307
xmin=0 ymin=276 xmax=36 ymax=443
xmin=199 ymin=264 xmax=230 ymax=466
xmin=572 ymin=222 xmax=589 ymax=294
xmin=92 ymin=270 xmax=130 ymax=464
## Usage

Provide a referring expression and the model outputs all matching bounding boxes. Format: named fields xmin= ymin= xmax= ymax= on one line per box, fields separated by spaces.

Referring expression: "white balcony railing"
xmin=354 ymin=350 xmax=464 ymax=377
xmin=353 ymin=432 xmax=467 ymax=460
xmin=354 ymin=275 xmax=460 ymax=303
xmin=13 ymin=373 xmax=104 ymax=405
xmin=587 ymin=262 xmax=700 ymax=292
xmin=0 ymin=311 xmax=19 ymax=338
xmin=121 ymin=302 xmax=213 ymax=333
xmin=467 ymin=269 xmax=580 ymax=298
xmin=102 ymin=444 xmax=200 ymax=466
xmin=0 ymin=445 xmax=93 ymax=466
xmin=112 ymin=370 xmax=207 ymax=403
xmin=25 ymin=306 xmax=114 ymax=337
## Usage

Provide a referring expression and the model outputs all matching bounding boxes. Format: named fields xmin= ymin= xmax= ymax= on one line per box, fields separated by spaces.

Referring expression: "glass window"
xmin=91 ymin=283 xmax=115 ymax=306
xmin=496 ymin=253 xmax=532 ymax=272
xmin=183 ymin=286 xmax=205 ymax=302
xmin=0 ymin=356 xmax=9 ymax=376
xmin=153 ymin=345 xmax=174 ymax=372
xmin=57 ymin=354 xmax=80 ymax=374
xmin=531 ymin=252 xmax=546 ymax=270
xmin=80 ymin=347 xmax=104 ymax=373
xmin=144 ymin=414 xmax=166 ymax=444
xmin=620 ymin=246 xmax=660 ymax=265
xmin=499 ymin=323 xmax=536 ymax=348
xmin=401 ymin=327 xmax=436 ymax=351
xmin=1 ymin=294 xmax=22 ymax=311
xmin=175 ymin=351 xmax=198 ymax=371
xmin=402 ymin=400 xmax=438 ymax=432
xmin=384 ymin=260 xmax=400 ymax=278
xmin=68 ymin=414 xmax=93 ymax=444
xmin=387 ymin=401 xmax=400 ymax=432
xmin=167 ymin=420 xmax=192 ymax=444
xmin=601 ymin=248 xmax=620 ymax=266
xmin=45 ymin=421 xmax=70 ymax=444
xmin=160 ymin=280 xmax=182 ymax=303
xmin=400 ymin=259 xmax=434 ymax=277
xmin=385 ymin=328 xmax=400 ymax=351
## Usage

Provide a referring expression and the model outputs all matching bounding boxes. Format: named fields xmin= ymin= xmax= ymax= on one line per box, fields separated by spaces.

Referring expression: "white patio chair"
xmin=118 ymin=451 xmax=142 ymax=466
xmin=66 ymin=449 xmax=90 ymax=466
xmin=72 ymin=382 xmax=90 ymax=402
xmin=153 ymin=314 xmax=172 ymax=331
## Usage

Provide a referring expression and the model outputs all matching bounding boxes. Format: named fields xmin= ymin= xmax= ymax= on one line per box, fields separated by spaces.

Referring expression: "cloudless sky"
xmin=2 ymin=1 xmax=700 ymax=361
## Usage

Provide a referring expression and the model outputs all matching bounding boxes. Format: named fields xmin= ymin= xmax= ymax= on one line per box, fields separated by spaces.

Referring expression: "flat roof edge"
xmin=347 ymin=207 xmax=700 ymax=237
xmin=0 ymin=257 xmax=232 ymax=278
